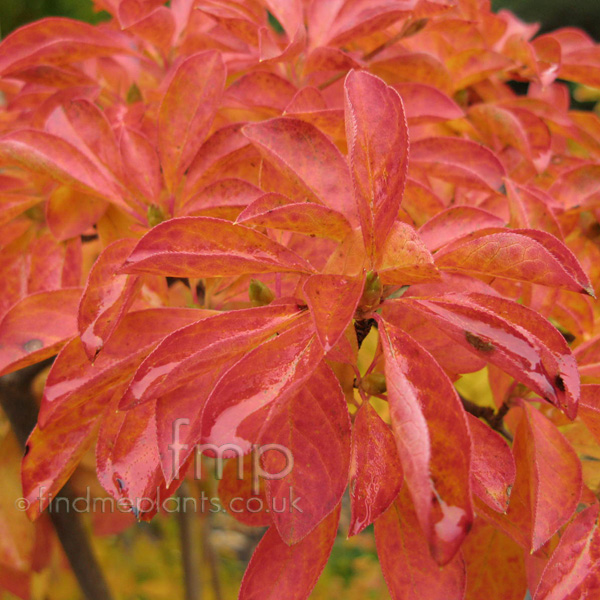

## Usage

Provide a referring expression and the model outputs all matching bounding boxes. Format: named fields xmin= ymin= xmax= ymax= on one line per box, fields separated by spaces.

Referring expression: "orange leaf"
xmin=242 ymin=118 xmax=357 ymax=223
xmin=0 ymin=17 xmax=133 ymax=75
xmin=158 ymin=51 xmax=226 ymax=192
xmin=462 ymin=519 xmax=527 ymax=600
xmin=436 ymin=229 xmax=594 ymax=297
xmin=237 ymin=193 xmax=352 ymax=241
xmin=303 ymin=274 xmax=364 ymax=352
xmin=0 ymin=288 xmax=81 ymax=377
xmin=121 ymin=216 xmax=315 ymax=278
xmin=78 ymin=238 xmax=141 ymax=361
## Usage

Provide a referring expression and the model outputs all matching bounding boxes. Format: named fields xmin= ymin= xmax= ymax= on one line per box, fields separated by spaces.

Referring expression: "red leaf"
xmin=27 ymin=233 xmax=81 ymax=293
xmin=263 ymin=0 xmax=302 ymax=39
xmin=578 ymin=385 xmax=600 ymax=445
xmin=261 ymin=362 xmax=351 ymax=544
xmin=78 ymin=238 xmax=141 ymax=361
xmin=239 ymin=504 xmax=340 ymax=600
xmin=54 ymin=98 xmax=123 ymax=180
xmin=201 ymin=316 xmax=324 ymax=452
xmin=467 ymin=413 xmax=515 ymax=513
xmin=121 ymin=303 xmax=304 ymax=409
xmin=410 ymin=137 xmax=505 ymax=191
xmin=379 ymin=317 xmax=473 ymax=565
xmin=303 ymin=48 xmax=363 ymax=77
xmin=38 ymin=308 xmax=206 ymax=427
xmin=158 ymin=51 xmax=226 ymax=192
xmin=217 ymin=454 xmax=271 ymax=527
xmin=0 ymin=18 xmax=133 ymax=75
xmin=493 ymin=403 xmax=582 ymax=552
xmin=349 ymin=402 xmax=403 ymax=536
xmin=418 ymin=206 xmax=505 ymax=252
xmin=505 ymin=180 xmax=562 ymax=238
xmin=381 ymin=298 xmax=486 ymax=376
xmin=0 ymin=288 xmax=81 ymax=377
xmin=118 ymin=127 xmax=162 ymax=204
xmin=435 ymin=229 xmax=594 ymax=297
xmin=344 ymin=70 xmax=409 ymax=263
xmin=324 ymin=1 xmax=417 ymax=46
xmin=394 ymin=82 xmax=464 ymax=123
xmin=185 ymin=178 xmax=263 ymax=216
xmin=398 ymin=293 xmax=580 ymax=418
xmin=236 ymin=193 xmax=352 ymax=241
xmin=224 ymin=71 xmax=298 ymax=113
xmin=375 ymin=486 xmax=466 ymax=600
xmin=533 ymin=503 xmax=600 ymax=599
xmin=183 ymin=123 xmax=257 ymax=200
xmin=96 ymin=397 xmax=181 ymax=520
xmin=196 ymin=0 xmax=262 ymax=46
xmin=0 ymin=130 xmax=125 ymax=208
xmin=121 ymin=216 xmax=315 ymax=278
xmin=122 ymin=6 xmax=175 ymax=52
xmin=21 ymin=389 xmax=112 ymax=519
xmin=303 ymin=274 xmax=364 ymax=352
xmin=242 ymin=118 xmax=357 ymax=223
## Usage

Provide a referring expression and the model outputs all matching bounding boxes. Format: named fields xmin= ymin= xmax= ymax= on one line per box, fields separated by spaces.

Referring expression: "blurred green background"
xmin=1 ymin=0 xmax=599 ymax=39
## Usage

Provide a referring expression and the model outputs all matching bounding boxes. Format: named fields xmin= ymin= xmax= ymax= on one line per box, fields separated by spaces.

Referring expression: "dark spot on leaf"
xmin=555 ymin=375 xmax=566 ymax=392
xmin=115 ymin=477 xmax=126 ymax=492
xmin=23 ymin=339 xmax=43 ymax=353
xmin=465 ymin=331 xmax=494 ymax=352
xmin=24 ymin=444 xmax=30 ymax=457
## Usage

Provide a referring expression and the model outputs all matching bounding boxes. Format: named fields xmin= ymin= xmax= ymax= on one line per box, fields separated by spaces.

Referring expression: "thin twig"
xmin=0 ymin=361 xmax=114 ymax=600
xmin=362 ymin=18 xmax=429 ymax=61
xmin=459 ymin=394 xmax=513 ymax=442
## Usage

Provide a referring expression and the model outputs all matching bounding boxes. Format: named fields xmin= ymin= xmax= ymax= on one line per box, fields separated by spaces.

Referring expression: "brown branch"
xmin=0 ymin=362 xmax=114 ymax=600
xmin=459 ymin=394 xmax=513 ymax=442
xmin=201 ymin=514 xmax=223 ymax=600
xmin=176 ymin=481 xmax=202 ymax=600
xmin=355 ymin=318 xmax=377 ymax=348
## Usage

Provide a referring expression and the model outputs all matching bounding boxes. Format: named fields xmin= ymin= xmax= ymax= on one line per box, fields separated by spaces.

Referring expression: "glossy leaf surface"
xmin=0 ymin=289 xmax=81 ymax=376
xmin=122 ymin=217 xmax=314 ymax=278
xmin=239 ymin=504 xmax=340 ymax=600
xmin=375 ymin=486 xmax=466 ymax=600
xmin=349 ymin=402 xmax=403 ymax=536
xmin=379 ymin=317 xmax=473 ymax=565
